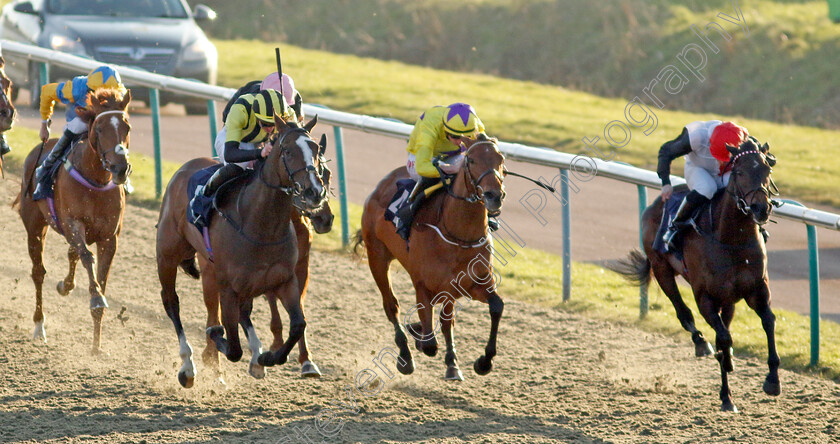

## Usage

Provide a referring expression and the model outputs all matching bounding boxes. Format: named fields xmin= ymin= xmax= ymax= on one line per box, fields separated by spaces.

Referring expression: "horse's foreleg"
xmin=64 ymin=225 xmax=108 ymax=311
xmin=474 ymin=291 xmax=503 ymax=376
xmin=698 ymin=298 xmax=737 ymax=412
xmin=259 ymin=281 xmax=305 ymax=368
xmin=293 ymin=240 xmax=321 ymax=378
xmin=266 ymin=294 xmax=285 ymax=351
xmin=651 ymin=263 xmax=713 ymax=357
xmin=746 ymin=288 xmax=780 ymax=397
xmin=57 ymin=246 xmax=78 ymax=296
xmin=440 ymin=301 xmax=463 ymax=381
xmin=367 ymin=242 xmax=413 ymax=375
xmin=90 ymin=238 xmax=118 ymax=353
xmin=26 ymin=223 xmax=48 ymax=343
xmin=158 ymin=257 xmax=195 ymax=388
xmin=238 ymin=299 xmax=265 ymax=379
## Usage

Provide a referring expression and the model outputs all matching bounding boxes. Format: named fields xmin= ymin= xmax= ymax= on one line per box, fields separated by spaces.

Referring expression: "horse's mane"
xmin=87 ymin=87 xmax=128 ymax=112
xmin=475 ymin=132 xmax=498 ymax=144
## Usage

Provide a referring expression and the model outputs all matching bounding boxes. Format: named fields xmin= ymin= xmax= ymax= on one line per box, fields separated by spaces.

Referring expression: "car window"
xmin=46 ymin=0 xmax=188 ymax=18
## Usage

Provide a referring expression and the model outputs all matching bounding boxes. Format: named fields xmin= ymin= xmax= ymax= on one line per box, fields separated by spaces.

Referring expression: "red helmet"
xmin=709 ymin=121 xmax=748 ymax=162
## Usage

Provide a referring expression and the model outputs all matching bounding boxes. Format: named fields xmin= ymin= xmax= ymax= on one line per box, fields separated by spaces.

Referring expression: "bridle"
xmin=88 ymin=109 xmax=130 ymax=173
xmin=725 ymin=149 xmax=780 ymax=223
xmin=443 ymin=140 xmax=505 ymax=206
xmin=257 ymin=126 xmax=328 ymax=209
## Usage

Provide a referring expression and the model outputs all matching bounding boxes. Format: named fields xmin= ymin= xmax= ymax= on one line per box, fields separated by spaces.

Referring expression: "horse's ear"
xmin=303 ymin=114 xmax=318 ymax=133
xmin=318 ymin=133 xmax=327 ymax=156
xmin=272 ymin=112 xmax=289 ymax=131
xmin=120 ymin=89 xmax=131 ymax=109
xmin=726 ymin=143 xmax=740 ymax=155
xmin=760 ymin=142 xmax=769 ymax=154
xmin=0 ymin=56 xmax=5 ymax=69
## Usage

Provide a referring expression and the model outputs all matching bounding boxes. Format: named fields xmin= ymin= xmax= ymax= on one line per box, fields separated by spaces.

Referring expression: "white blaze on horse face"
xmin=296 ymin=136 xmax=323 ymax=195
xmin=115 ymin=144 xmax=128 ymax=156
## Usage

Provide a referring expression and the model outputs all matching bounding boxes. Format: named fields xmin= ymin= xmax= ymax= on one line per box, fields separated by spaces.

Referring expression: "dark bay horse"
xmin=611 ymin=138 xmax=780 ymax=412
xmin=156 ymin=115 xmax=328 ymax=387
xmin=15 ymin=88 xmax=132 ymax=353
xmin=0 ymin=56 xmax=18 ymax=175
xmin=356 ymin=134 xmax=506 ymax=380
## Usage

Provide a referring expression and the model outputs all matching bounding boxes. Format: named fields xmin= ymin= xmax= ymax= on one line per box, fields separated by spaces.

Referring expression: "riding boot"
xmin=200 ymin=163 xmax=245 ymax=198
xmin=396 ymin=177 xmax=439 ymax=241
xmin=0 ymin=134 xmax=11 ymax=156
xmin=662 ymin=190 xmax=709 ymax=250
xmin=33 ymin=129 xmax=78 ymax=200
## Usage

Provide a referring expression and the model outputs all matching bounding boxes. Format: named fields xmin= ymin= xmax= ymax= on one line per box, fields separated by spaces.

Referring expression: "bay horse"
xmin=0 ymin=56 xmax=18 ymax=175
xmin=156 ymin=114 xmax=328 ymax=387
xmin=15 ymin=88 xmax=132 ymax=353
xmin=611 ymin=137 xmax=780 ymax=412
xmin=355 ymin=134 xmax=506 ymax=380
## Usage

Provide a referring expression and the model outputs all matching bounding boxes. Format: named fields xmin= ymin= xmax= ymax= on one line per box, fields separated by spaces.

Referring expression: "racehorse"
xmin=0 ymin=56 xmax=18 ymax=175
xmin=611 ymin=137 xmax=780 ymax=412
xmin=15 ymin=88 xmax=132 ymax=353
xmin=355 ymin=134 xmax=506 ymax=380
xmin=156 ymin=114 xmax=328 ymax=387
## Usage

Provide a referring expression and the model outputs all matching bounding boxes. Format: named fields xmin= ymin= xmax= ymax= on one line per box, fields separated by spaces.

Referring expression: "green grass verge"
xmin=6 ymin=119 xmax=839 ymax=382
xmin=214 ymin=39 xmax=840 ymax=209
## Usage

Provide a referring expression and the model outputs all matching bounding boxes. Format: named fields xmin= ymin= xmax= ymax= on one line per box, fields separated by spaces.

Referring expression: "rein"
xmin=724 ymin=149 xmax=780 ymax=223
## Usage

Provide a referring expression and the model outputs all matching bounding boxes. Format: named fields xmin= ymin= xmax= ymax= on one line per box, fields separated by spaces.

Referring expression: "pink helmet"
xmin=261 ymin=72 xmax=296 ymax=107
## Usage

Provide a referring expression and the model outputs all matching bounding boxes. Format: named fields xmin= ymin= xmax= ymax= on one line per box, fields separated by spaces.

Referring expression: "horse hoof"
xmin=445 ymin=366 xmax=464 ymax=381
xmin=178 ymin=371 xmax=195 ymax=388
xmin=721 ymin=401 xmax=739 ymax=413
xmin=90 ymin=347 xmax=102 ymax=356
xmin=397 ymin=358 xmax=415 ymax=375
xmin=32 ymin=323 xmax=47 ymax=343
xmin=301 ymin=360 xmax=322 ymax=378
xmin=695 ymin=341 xmax=714 ymax=357
xmin=56 ymin=280 xmax=74 ymax=296
xmin=473 ymin=356 xmax=493 ymax=375
xmin=763 ymin=379 xmax=781 ymax=396
xmin=249 ymin=362 xmax=266 ymax=379
xmin=257 ymin=351 xmax=275 ymax=367
xmin=90 ymin=296 xmax=108 ymax=310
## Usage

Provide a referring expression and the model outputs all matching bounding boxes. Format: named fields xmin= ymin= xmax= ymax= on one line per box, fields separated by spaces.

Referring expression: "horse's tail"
xmin=608 ymin=249 xmax=651 ymax=288
xmin=179 ymin=257 xmax=201 ymax=279
xmin=10 ymin=191 xmax=20 ymax=210
xmin=351 ymin=229 xmax=365 ymax=257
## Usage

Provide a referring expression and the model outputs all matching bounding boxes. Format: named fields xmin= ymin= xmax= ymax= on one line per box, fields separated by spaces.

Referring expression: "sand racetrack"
xmin=0 ymin=172 xmax=837 ymax=444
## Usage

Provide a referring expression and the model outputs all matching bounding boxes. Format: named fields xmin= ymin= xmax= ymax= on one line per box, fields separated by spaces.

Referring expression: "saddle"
xmin=653 ymin=188 xmax=723 ymax=259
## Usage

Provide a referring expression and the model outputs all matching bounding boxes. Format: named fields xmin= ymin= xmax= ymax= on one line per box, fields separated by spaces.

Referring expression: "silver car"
xmin=0 ymin=0 xmax=217 ymax=114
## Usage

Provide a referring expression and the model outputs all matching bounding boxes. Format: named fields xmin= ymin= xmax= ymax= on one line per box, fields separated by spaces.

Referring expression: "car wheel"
xmin=28 ymin=63 xmax=41 ymax=110
xmin=184 ymin=103 xmax=207 ymax=116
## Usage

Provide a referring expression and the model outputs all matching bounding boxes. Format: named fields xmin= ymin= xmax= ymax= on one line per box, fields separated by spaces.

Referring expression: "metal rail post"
xmin=561 ymin=169 xmax=571 ymax=302
xmin=149 ymin=89 xmax=162 ymax=198
xmin=637 ymin=185 xmax=648 ymax=318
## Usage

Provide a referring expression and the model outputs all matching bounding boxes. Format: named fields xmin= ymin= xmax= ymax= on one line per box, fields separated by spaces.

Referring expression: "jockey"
xmin=194 ymin=88 xmax=296 ymax=203
xmin=659 ymin=120 xmax=748 ymax=249
xmin=33 ymin=65 xmax=126 ymax=200
xmin=260 ymin=72 xmax=304 ymax=122
xmin=395 ymin=102 xmax=485 ymax=241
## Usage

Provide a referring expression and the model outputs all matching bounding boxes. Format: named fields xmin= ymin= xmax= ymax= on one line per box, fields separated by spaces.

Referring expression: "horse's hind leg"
xmin=213 ymin=288 xmax=244 ymax=362
xmin=24 ymin=219 xmax=48 ymax=342
xmin=474 ymin=290 xmax=503 ymax=376
xmin=745 ymin=287 xmax=780 ymax=397
xmin=440 ymin=301 xmax=463 ymax=381
xmin=650 ymin=262 xmax=713 ymax=357
xmin=293 ymin=239 xmax=321 ymax=378
xmin=158 ymin=253 xmax=196 ymax=388
xmin=697 ymin=297 xmax=737 ymax=412
xmin=57 ymin=246 xmax=78 ymax=296
xmin=366 ymin=239 xmax=413 ymax=375
xmin=199 ymin=260 xmax=223 ymax=383
xmin=408 ymin=286 xmax=438 ymax=357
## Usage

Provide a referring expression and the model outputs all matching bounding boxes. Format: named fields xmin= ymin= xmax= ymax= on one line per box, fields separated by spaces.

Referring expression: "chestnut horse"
xmin=356 ymin=134 xmax=506 ymax=380
xmin=611 ymin=137 xmax=780 ymax=412
xmin=15 ymin=88 xmax=132 ymax=353
xmin=156 ymin=115 xmax=328 ymax=387
xmin=0 ymin=56 xmax=18 ymax=175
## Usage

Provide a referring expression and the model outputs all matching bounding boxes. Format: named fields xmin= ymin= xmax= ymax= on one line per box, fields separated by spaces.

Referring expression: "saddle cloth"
xmin=384 ymin=178 xmax=416 ymax=228
xmin=653 ymin=190 xmax=689 ymax=259
xmin=187 ymin=164 xmax=222 ymax=230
